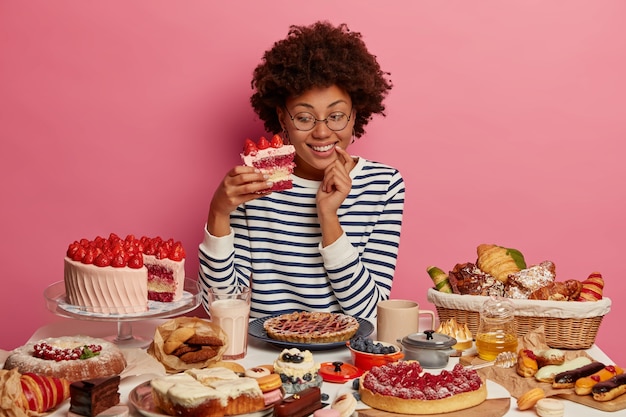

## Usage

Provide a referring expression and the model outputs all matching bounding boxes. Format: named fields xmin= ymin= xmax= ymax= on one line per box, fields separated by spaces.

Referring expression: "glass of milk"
xmin=207 ymin=285 xmax=251 ymax=359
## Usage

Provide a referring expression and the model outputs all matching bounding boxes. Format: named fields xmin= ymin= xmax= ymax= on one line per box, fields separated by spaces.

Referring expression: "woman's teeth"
xmin=311 ymin=144 xmax=335 ymax=152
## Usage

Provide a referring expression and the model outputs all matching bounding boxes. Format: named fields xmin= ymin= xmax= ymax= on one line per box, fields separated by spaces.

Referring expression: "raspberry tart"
xmin=359 ymin=361 xmax=487 ymax=415
xmin=3 ymin=336 xmax=126 ymax=383
xmin=241 ymin=135 xmax=295 ymax=192
xmin=263 ymin=311 xmax=359 ymax=344
xmin=64 ymin=233 xmax=185 ymax=314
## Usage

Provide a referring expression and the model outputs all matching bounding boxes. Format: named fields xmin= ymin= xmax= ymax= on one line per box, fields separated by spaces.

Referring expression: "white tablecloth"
xmin=5 ymin=316 xmax=619 ymax=417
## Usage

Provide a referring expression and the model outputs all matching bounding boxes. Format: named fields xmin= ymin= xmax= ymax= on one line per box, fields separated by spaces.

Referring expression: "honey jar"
xmin=475 ymin=296 xmax=518 ymax=361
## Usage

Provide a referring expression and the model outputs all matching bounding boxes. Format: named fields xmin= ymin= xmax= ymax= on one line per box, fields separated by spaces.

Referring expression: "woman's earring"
xmin=351 ymin=128 xmax=356 ymax=144
xmin=282 ymin=129 xmax=290 ymax=144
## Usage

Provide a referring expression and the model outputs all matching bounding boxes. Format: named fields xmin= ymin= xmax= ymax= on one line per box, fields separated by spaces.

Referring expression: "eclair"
xmin=575 ymin=365 xmax=623 ymax=396
xmin=552 ymin=361 xmax=606 ymax=389
xmin=534 ymin=356 xmax=592 ymax=383
xmin=592 ymin=373 xmax=626 ymax=402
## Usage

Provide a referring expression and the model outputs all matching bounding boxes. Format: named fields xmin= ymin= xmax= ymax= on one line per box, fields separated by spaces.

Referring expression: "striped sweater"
xmin=198 ymin=157 xmax=405 ymax=319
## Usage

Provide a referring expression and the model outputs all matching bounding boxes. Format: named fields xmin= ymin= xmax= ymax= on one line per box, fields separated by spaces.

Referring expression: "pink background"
xmin=1 ymin=1 xmax=624 ymax=362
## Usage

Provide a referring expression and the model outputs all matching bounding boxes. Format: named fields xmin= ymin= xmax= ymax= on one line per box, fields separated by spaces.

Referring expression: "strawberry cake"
xmin=64 ymin=234 xmax=185 ymax=314
xmin=241 ymin=135 xmax=295 ymax=192
xmin=359 ymin=361 xmax=487 ymax=414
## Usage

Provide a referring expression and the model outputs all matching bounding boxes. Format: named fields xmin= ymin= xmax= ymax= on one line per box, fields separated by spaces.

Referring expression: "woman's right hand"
xmin=207 ymin=166 xmax=271 ymax=236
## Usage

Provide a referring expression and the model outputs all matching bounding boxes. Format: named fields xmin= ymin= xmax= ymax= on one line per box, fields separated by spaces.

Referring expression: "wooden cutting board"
xmin=356 ymin=398 xmax=510 ymax=417
xmin=558 ymin=392 xmax=626 ymax=412
xmin=458 ymin=355 xmax=626 ymax=412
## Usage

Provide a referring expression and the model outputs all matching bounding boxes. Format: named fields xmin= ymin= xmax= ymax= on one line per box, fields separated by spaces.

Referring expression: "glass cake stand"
xmin=44 ymin=278 xmax=202 ymax=348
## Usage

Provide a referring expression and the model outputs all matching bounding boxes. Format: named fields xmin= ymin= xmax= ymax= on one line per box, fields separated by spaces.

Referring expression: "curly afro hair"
xmin=250 ymin=21 xmax=393 ymax=138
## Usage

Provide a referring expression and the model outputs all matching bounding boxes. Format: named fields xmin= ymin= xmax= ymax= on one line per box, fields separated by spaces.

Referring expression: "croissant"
xmin=529 ymin=280 xmax=583 ymax=301
xmin=577 ymin=272 xmax=604 ymax=301
xmin=476 ymin=244 xmax=526 ymax=284
xmin=426 ymin=266 xmax=452 ymax=293
xmin=0 ymin=369 xmax=70 ymax=416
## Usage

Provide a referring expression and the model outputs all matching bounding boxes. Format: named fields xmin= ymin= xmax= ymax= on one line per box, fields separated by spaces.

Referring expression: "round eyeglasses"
xmin=285 ymin=107 xmax=352 ymax=131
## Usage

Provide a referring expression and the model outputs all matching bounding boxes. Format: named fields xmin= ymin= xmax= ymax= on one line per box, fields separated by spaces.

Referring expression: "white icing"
xmin=185 ymin=367 xmax=239 ymax=382
xmin=152 ymin=370 xmax=262 ymax=408
xmin=64 ymin=257 xmax=148 ymax=314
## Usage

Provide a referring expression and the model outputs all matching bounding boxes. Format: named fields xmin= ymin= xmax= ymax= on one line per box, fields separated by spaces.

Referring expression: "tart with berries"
xmin=64 ymin=233 xmax=186 ymax=314
xmin=359 ymin=361 xmax=487 ymax=414
xmin=263 ymin=311 xmax=359 ymax=344
xmin=3 ymin=336 xmax=126 ymax=382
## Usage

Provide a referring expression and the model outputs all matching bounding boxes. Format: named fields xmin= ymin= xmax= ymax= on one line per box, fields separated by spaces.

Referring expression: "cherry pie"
xmin=263 ymin=311 xmax=359 ymax=343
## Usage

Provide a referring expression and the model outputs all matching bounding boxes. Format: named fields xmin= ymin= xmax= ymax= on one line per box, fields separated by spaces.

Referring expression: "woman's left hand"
xmin=316 ymin=146 xmax=355 ymax=217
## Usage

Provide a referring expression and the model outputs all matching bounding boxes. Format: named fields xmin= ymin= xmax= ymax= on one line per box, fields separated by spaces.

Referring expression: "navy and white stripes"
xmin=198 ymin=157 xmax=405 ymax=319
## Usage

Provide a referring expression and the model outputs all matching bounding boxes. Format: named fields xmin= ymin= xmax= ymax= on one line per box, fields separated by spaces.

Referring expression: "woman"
xmin=199 ymin=21 xmax=405 ymax=318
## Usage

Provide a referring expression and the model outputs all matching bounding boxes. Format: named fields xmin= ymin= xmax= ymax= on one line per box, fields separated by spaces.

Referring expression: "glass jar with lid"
xmin=475 ymin=296 xmax=518 ymax=361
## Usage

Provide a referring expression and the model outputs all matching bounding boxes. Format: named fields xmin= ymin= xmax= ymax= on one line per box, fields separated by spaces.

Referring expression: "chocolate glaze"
xmin=592 ymin=373 xmax=626 ymax=394
xmin=274 ymin=386 xmax=322 ymax=417
xmin=553 ymin=361 xmax=605 ymax=386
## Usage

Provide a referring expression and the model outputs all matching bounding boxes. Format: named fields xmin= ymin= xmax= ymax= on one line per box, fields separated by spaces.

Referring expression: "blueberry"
xmin=321 ymin=393 xmax=330 ymax=401
xmin=351 ymin=378 xmax=360 ymax=390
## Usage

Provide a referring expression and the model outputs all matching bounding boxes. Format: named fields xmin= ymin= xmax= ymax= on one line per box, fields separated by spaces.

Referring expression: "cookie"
xmin=517 ymin=387 xmax=545 ymax=411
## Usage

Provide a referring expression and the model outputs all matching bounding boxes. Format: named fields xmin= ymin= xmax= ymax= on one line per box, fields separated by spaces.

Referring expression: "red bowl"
xmin=347 ymin=340 xmax=404 ymax=371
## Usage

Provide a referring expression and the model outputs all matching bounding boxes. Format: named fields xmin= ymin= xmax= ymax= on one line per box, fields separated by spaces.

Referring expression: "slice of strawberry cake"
xmin=64 ymin=234 xmax=186 ymax=314
xmin=241 ymin=135 xmax=296 ymax=192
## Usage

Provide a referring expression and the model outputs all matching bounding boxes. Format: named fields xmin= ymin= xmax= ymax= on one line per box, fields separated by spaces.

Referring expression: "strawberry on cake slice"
xmin=241 ymin=135 xmax=296 ymax=192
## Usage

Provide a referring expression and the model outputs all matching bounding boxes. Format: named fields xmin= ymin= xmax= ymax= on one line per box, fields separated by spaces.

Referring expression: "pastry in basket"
xmin=504 ymin=261 xmax=556 ymax=299
xmin=273 ymin=348 xmax=323 ymax=394
xmin=476 ymin=244 xmax=526 ymax=284
xmin=3 ymin=336 xmax=126 ymax=382
xmin=447 ymin=262 xmax=504 ymax=296
xmin=577 ymin=272 xmax=605 ymax=301
xmin=263 ymin=311 xmax=359 ymax=343
xmin=0 ymin=369 xmax=70 ymax=416
xmin=528 ymin=279 xmax=583 ymax=301
xmin=148 ymin=317 xmax=228 ymax=373
xmin=359 ymin=361 xmax=487 ymax=414
xmin=426 ymin=266 xmax=452 ymax=293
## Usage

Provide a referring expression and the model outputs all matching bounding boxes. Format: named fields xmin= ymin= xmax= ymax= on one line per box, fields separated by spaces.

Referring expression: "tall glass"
xmin=207 ymin=285 xmax=251 ymax=359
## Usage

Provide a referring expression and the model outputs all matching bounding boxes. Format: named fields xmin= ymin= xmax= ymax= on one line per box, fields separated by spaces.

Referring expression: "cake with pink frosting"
xmin=241 ymin=135 xmax=295 ymax=192
xmin=64 ymin=234 xmax=185 ymax=314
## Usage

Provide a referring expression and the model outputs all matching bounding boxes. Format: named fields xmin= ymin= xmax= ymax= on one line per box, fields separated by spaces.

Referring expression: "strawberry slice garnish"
xmin=257 ymin=136 xmax=270 ymax=149
xmin=111 ymin=251 xmax=126 ymax=267
xmin=270 ymin=134 xmax=284 ymax=148
xmin=82 ymin=247 xmax=96 ymax=264
xmin=169 ymin=242 xmax=186 ymax=261
xmin=243 ymin=138 xmax=258 ymax=155
xmin=128 ymin=254 xmax=143 ymax=269
xmin=94 ymin=253 xmax=111 ymax=267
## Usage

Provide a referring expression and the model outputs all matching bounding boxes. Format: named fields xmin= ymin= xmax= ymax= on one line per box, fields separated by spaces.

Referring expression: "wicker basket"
xmin=427 ymin=288 xmax=611 ymax=349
